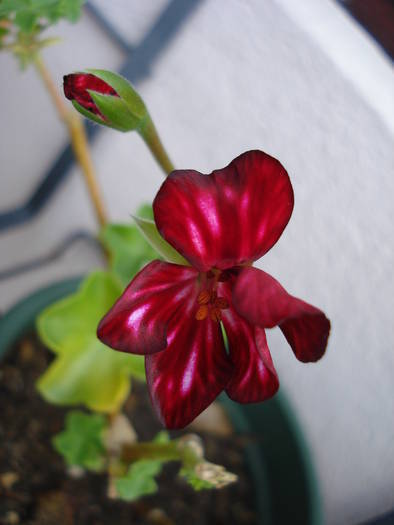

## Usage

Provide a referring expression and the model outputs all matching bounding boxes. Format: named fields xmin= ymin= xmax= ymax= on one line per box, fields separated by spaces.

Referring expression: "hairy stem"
xmin=121 ymin=434 xmax=202 ymax=470
xmin=33 ymin=54 xmax=108 ymax=228
xmin=121 ymin=441 xmax=180 ymax=463
xmin=67 ymin=113 xmax=107 ymax=228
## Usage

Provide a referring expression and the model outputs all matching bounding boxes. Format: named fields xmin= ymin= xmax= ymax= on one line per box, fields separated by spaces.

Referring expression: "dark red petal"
xmin=232 ymin=267 xmax=330 ymax=362
xmin=145 ymin=304 xmax=232 ymax=429
xmin=153 ymin=150 xmax=294 ymax=272
xmin=219 ymin=281 xmax=279 ymax=402
xmin=97 ymin=261 xmax=199 ymax=355
xmin=63 ymin=73 xmax=118 ymax=116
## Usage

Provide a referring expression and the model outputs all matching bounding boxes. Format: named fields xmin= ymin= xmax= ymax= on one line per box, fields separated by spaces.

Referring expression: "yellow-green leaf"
xmin=37 ymin=271 xmax=145 ymax=413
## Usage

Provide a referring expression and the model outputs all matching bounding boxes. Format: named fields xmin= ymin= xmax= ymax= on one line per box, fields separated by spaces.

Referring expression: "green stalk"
xmin=121 ymin=437 xmax=200 ymax=468
xmin=139 ymin=116 xmax=175 ymax=176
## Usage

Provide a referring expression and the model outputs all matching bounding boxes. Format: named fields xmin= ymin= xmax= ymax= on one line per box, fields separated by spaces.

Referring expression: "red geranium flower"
xmin=98 ymin=150 xmax=330 ymax=429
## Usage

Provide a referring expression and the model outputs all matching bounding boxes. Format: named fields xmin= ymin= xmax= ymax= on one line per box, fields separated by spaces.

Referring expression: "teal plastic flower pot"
xmin=0 ymin=278 xmax=322 ymax=525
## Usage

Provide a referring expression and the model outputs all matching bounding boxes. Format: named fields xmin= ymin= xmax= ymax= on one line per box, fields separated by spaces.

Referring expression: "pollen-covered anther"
xmin=195 ymin=305 xmax=208 ymax=320
xmin=196 ymin=289 xmax=229 ymax=322
xmin=197 ymin=290 xmax=211 ymax=305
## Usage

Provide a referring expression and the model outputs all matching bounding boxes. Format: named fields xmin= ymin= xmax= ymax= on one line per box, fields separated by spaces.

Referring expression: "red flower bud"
xmin=63 ymin=73 xmax=118 ymax=117
xmin=63 ymin=70 xmax=148 ymax=132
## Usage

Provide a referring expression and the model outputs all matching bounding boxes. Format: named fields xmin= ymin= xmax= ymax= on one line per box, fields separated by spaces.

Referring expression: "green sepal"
xmin=115 ymin=459 xmax=162 ymax=502
xmin=86 ymin=69 xmax=147 ymax=121
xmin=53 ymin=410 xmax=107 ymax=471
xmin=72 ymin=100 xmax=110 ymax=128
xmin=132 ymin=215 xmax=189 ymax=266
xmin=88 ymin=91 xmax=140 ymax=132
xmin=99 ymin=221 xmax=158 ymax=288
xmin=36 ymin=271 xmax=145 ymax=413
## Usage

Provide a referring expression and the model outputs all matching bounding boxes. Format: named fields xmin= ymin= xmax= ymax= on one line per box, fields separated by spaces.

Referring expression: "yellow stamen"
xmin=196 ymin=305 xmax=208 ymax=320
xmin=195 ymin=271 xmax=229 ymax=322
xmin=197 ymin=290 xmax=211 ymax=305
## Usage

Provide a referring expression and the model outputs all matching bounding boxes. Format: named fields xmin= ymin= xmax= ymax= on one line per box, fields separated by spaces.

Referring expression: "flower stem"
xmin=33 ymin=53 xmax=108 ymax=228
xmin=139 ymin=116 xmax=175 ymax=177
xmin=121 ymin=441 xmax=180 ymax=463
xmin=34 ymin=54 xmax=68 ymax=120
xmin=121 ymin=435 xmax=202 ymax=470
xmin=67 ymin=113 xmax=107 ymax=228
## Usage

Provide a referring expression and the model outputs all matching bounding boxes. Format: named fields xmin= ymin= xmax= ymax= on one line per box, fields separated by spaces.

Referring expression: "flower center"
xmin=195 ymin=270 xmax=229 ymax=322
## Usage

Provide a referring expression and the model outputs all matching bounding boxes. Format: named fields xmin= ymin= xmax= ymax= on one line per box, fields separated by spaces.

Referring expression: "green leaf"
xmin=132 ymin=216 xmax=189 ymax=266
xmin=0 ymin=0 xmax=84 ymax=27
xmin=179 ymin=467 xmax=215 ymax=490
xmin=115 ymin=459 xmax=162 ymax=502
xmin=36 ymin=271 xmax=145 ymax=413
xmin=60 ymin=0 xmax=84 ymax=22
xmin=0 ymin=1 xmax=29 ymax=17
xmin=14 ymin=9 xmax=36 ymax=32
xmin=27 ymin=0 xmax=59 ymax=11
xmin=100 ymin=222 xmax=158 ymax=288
xmin=53 ymin=410 xmax=107 ymax=471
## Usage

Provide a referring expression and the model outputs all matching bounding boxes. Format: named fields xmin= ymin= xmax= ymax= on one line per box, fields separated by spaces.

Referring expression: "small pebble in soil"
xmin=3 ymin=511 xmax=20 ymax=525
xmin=146 ymin=508 xmax=174 ymax=525
xmin=0 ymin=473 xmax=19 ymax=490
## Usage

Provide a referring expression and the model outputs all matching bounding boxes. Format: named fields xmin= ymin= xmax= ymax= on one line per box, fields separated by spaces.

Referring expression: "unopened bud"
xmin=195 ymin=461 xmax=237 ymax=488
xmin=63 ymin=69 xmax=148 ymax=132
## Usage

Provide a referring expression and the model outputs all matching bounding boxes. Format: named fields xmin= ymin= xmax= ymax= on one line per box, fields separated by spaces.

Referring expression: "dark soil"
xmin=0 ymin=334 xmax=258 ymax=525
